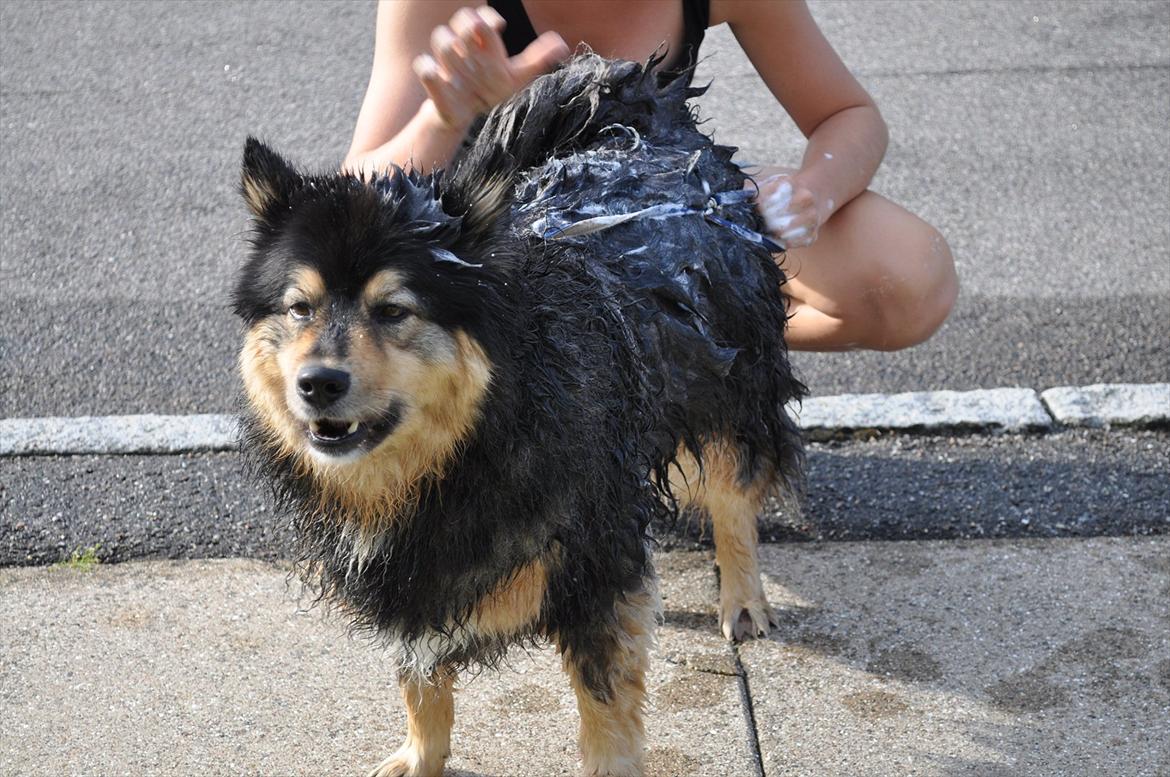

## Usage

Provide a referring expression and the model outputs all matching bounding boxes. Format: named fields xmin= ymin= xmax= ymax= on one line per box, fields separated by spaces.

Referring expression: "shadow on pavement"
xmin=656 ymin=428 xmax=1170 ymax=547
xmin=738 ymin=537 xmax=1170 ymax=775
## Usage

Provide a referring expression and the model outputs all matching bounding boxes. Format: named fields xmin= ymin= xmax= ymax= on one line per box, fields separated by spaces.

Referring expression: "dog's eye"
xmin=373 ymin=303 xmax=409 ymax=324
xmin=288 ymin=302 xmax=313 ymax=321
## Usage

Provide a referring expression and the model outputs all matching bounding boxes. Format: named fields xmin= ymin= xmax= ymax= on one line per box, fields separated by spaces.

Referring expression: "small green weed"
xmin=55 ymin=545 xmax=101 ymax=571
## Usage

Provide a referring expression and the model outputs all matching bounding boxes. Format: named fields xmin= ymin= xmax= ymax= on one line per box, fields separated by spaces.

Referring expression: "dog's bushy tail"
xmin=445 ymin=52 xmax=702 ymax=232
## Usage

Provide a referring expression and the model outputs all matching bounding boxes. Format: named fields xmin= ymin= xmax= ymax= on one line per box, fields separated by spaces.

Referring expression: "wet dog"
xmin=234 ymin=54 xmax=804 ymax=777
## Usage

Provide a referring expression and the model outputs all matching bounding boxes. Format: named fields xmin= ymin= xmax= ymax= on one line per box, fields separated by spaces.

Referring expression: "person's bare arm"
xmin=344 ymin=1 xmax=568 ymax=177
xmin=719 ymin=0 xmax=888 ymax=247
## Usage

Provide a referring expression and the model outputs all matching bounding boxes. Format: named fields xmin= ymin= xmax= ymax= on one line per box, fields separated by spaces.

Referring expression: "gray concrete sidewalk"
xmin=2 ymin=537 xmax=1166 ymax=776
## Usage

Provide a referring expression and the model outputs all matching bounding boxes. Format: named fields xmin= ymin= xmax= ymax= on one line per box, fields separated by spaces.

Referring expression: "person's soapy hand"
xmin=754 ymin=172 xmax=828 ymax=250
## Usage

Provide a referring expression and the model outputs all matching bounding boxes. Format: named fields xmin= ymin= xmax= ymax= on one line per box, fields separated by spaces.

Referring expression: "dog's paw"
xmin=719 ymin=596 xmax=779 ymax=643
xmin=366 ymin=746 xmax=444 ymax=777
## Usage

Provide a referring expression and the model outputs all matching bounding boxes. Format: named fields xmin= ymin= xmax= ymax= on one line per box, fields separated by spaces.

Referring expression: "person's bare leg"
xmin=775 ymin=190 xmax=958 ymax=352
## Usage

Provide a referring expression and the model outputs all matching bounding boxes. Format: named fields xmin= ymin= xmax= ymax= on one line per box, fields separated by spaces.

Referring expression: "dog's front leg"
xmin=557 ymin=583 xmax=656 ymax=777
xmin=367 ymin=666 xmax=455 ymax=777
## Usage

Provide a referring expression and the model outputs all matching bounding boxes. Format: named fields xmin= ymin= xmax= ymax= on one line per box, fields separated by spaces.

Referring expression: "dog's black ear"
xmin=241 ymin=137 xmax=297 ymax=222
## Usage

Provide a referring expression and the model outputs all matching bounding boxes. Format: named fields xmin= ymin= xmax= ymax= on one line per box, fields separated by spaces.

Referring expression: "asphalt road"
xmin=4 ymin=429 xmax=1166 ymax=566
xmin=2 ymin=0 xmax=1168 ymax=417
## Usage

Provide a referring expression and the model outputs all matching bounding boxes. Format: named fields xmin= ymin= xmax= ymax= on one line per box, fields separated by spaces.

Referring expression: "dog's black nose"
xmin=296 ymin=366 xmax=350 ymax=409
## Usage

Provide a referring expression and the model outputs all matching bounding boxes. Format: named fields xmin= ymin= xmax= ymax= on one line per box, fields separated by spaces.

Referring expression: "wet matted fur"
xmin=235 ymin=53 xmax=804 ymax=777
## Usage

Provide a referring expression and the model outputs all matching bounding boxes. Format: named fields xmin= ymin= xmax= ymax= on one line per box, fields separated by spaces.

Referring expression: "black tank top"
xmin=486 ymin=0 xmax=710 ymax=83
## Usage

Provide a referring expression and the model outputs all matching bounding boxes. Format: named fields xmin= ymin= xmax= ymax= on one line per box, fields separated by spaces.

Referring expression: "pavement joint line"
xmin=0 ymin=383 xmax=1166 ymax=457
xmin=733 ymin=649 xmax=768 ymax=777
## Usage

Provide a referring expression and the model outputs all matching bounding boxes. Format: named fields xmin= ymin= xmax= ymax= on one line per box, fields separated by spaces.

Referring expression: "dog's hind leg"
xmin=673 ymin=442 xmax=779 ymax=642
xmin=557 ymin=580 xmax=657 ymax=777
xmin=367 ymin=666 xmax=455 ymax=777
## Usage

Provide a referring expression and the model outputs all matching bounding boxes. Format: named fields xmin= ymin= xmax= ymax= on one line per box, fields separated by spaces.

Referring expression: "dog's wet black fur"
xmin=235 ymin=54 xmax=804 ymax=697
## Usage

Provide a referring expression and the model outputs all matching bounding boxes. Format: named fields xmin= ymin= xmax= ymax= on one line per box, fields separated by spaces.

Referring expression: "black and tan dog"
xmin=234 ymin=54 xmax=804 ymax=777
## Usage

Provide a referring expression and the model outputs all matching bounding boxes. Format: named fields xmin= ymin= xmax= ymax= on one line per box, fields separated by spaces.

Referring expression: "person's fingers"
xmin=450 ymin=8 xmax=489 ymax=74
xmin=452 ymin=7 xmax=492 ymax=52
xmin=778 ymin=202 xmax=819 ymax=247
xmin=762 ymin=179 xmax=794 ymax=223
xmin=415 ymin=19 xmax=567 ymax=125
xmin=448 ymin=8 xmax=517 ymax=105
xmin=413 ymin=54 xmax=469 ymax=127
xmin=413 ymin=53 xmax=442 ymax=94
xmin=476 ymin=5 xmax=507 ymax=36
xmin=789 ymin=188 xmax=816 ymax=215
xmin=476 ymin=55 xmax=513 ymax=104
xmin=430 ymin=25 xmax=473 ymax=91
xmin=748 ymin=172 xmax=822 ymax=247
xmin=508 ymin=31 xmax=570 ymax=87
xmin=780 ymin=223 xmax=815 ymax=247
xmin=413 ymin=54 xmax=448 ymax=106
xmin=471 ymin=6 xmax=511 ymax=64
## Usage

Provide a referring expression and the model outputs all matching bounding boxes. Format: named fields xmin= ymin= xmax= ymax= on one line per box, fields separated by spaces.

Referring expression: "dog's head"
xmin=233 ymin=138 xmax=510 ymax=505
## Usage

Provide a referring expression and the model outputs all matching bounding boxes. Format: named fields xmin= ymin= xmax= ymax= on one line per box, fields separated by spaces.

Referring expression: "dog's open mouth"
xmin=305 ymin=406 xmax=402 ymax=456
xmin=308 ymin=418 xmax=360 ymax=444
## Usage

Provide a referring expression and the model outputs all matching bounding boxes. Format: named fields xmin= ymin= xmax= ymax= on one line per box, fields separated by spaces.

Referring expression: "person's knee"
xmin=869 ymin=223 xmax=958 ymax=351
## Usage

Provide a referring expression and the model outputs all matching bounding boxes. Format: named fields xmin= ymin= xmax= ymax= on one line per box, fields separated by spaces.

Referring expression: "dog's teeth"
xmin=346 ymin=421 xmax=359 ymax=434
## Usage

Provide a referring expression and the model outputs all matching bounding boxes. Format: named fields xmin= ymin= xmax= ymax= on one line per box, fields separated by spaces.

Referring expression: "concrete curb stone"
xmin=791 ymin=387 xmax=1053 ymax=438
xmin=0 ymin=414 xmax=238 ymax=456
xmin=1040 ymin=383 xmax=1170 ymax=428
xmin=2 ymin=384 xmax=1166 ymax=457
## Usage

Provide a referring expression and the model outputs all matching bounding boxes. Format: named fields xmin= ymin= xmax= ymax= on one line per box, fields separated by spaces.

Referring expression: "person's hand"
xmin=753 ymin=172 xmax=828 ymax=250
xmin=413 ymin=6 xmax=570 ymax=130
